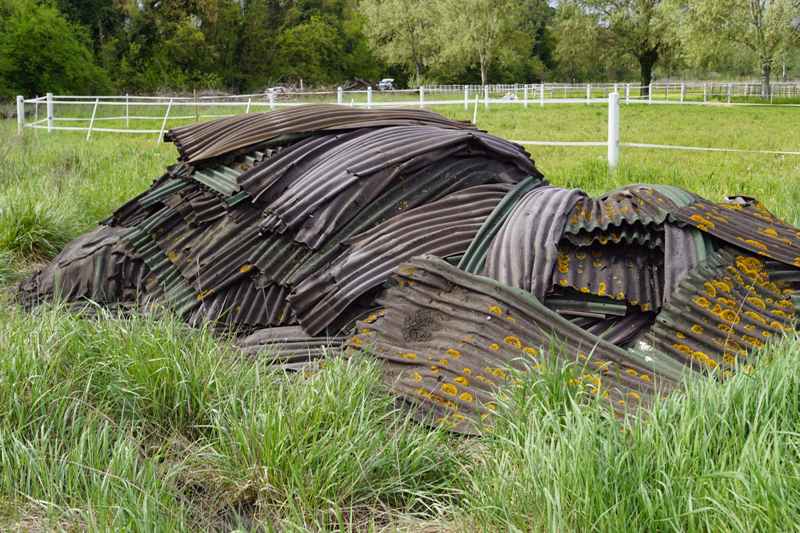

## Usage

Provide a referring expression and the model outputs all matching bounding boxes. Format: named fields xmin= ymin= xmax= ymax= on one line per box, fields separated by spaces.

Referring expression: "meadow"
xmin=2 ymin=103 xmax=800 ymax=531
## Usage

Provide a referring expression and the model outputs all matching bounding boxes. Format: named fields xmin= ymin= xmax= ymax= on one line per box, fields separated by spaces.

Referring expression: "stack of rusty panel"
xmin=19 ymin=106 xmax=542 ymax=367
xmin=348 ymin=186 xmax=800 ymax=433
xmin=19 ymin=107 xmax=800 ymax=433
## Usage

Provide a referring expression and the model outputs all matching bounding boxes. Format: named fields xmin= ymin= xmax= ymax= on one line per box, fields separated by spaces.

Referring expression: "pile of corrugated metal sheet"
xmin=18 ymin=106 xmax=800 ymax=432
xmin=347 ymin=184 xmax=800 ymax=433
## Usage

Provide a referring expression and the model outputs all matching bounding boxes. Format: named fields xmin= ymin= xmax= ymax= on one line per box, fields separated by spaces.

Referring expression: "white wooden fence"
xmin=14 ymin=81 xmax=800 ymax=170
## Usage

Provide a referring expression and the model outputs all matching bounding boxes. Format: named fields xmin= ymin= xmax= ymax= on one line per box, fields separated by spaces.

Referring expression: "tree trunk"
xmin=638 ymin=48 xmax=658 ymax=98
xmin=480 ymin=57 xmax=487 ymax=86
xmin=761 ymin=59 xmax=772 ymax=99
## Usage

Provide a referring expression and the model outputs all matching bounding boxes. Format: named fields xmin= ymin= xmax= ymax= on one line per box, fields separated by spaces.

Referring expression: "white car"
xmin=378 ymin=78 xmax=395 ymax=91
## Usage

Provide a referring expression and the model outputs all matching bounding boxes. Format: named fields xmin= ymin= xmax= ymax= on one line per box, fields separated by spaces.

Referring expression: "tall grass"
xmin=2 ymin=106 xmax=800 ymax=530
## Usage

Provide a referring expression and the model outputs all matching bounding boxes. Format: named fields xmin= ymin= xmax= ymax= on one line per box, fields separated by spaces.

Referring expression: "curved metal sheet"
xmin=648 ymin=248 xmax=796 ymax=376
xmin=483 ymin=186 xmax=586 ymax=300
xmin=289 ymin=184 xmax=514 ymax=335
xmin=347 ymin=255 xmax=686 ymax=434
xmin=165 ymin=105 xmax=479 ymax=164
xmin=673 ymin=199 xmax=800 ymax=268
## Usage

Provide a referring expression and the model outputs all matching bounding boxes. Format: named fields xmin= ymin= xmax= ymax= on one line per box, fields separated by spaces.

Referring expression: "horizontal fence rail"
xmin=15 ymin=81 xmax=800 ymax=170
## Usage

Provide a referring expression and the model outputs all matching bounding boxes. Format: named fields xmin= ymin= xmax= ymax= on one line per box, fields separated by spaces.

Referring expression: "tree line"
xmin=1 ymin=0 xmax=799 ymax=99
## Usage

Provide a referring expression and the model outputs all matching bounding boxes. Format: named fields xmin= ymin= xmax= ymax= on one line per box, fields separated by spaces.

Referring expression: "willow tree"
xmin=678 ymin=0 xmax=800 ymax=97
xmin=360 ymin=0 xmax=438 ymax=85
xmin=432 ymin=0 xmax=531 ymax=85
xmin=563 ymin=0 xmax=675 ymax=95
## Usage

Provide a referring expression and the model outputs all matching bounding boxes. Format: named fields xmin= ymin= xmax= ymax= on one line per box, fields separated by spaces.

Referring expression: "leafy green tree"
xmin=433 ymin=0 xmax=532 ymax=85
xmin=360 ymin=0 xmax=438 ymax=85
xmin=560 ymin=0 xmax=676 ymax=94
xmin=677 ymin=0 xmax=800 ymax=97
xmin=0 ymin=0 xmax=111 ymax=98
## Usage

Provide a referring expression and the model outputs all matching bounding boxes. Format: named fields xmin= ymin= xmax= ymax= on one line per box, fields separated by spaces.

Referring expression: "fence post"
xmin=269 ymin=91 xmax=275 ymax=111
xmin=648 ymin=84 xmax=653 ymax=104
xmin=245 ymin=98 xmax=252 ymax=113
xmin=703 ymin=83 xmax=708 ymax=103
xmin=464 ymin=85 xmax=469 ymax=110
xmin=625 ymin=83 xmax=630 ymax=104
xmin=680 ymin=82 xmax=685 ymax=103
xmin=86 ymin=97 xmax=99 ymax=140
xmin=727 ymin=83 xmax=731 ymax=104
xmin=540 ymin=83 xmax=545 ymax=106
xmin=125 ymin=93 xmax=130 ymax=128
xmin=586 ymin=83 xmax=591 ymax=104
xmin=16 ymin=95 xmax=24 ymax=135
xmin=484 ymin=85 xmax=489 ymax=109
xmin=608 ymin=92 xmax=620 ymax=170
xmin=46 ymin=92 xmax=54 ymax=132
xmin=337 ymin=87 xmax=343 ymax=105
xmin=367 ymin=86 xmax=372 ymax=109
xmin=419 ymin=86 xmax=425 ymax=108
xmin=523 ymin=85 xmax=528 ymax=108
xmin=157 ymin=98 xmax=173 ymax=144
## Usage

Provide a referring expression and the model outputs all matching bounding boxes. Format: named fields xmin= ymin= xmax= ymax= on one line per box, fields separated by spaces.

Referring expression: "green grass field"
xmin=2 ymin=103 xmax=800 ymax=531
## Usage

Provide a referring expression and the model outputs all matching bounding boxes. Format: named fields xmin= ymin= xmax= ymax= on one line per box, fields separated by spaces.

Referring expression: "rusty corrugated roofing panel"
xmin=663 ymin=223 xmax=714 ymax=303
xmin=235 ymin=326 xmax=345 ymax=368
xmin=483 ymin=186 xmax=586 ymax=300
xmin=347 ymin=255 xmax=686 ymax=434
xmin=165 ymin=105 xmax=478 ymax=164
xmin=648 ymin=248 xmax=796 ymax=375
xmin=289 ymin=184 xmax=515 ymax=335
xmin=553 ymin=243 xmax=664 ymax=311
xmin=253 ymin=126 xmax=538 ymax=250
xmin=673 ymin=199 xmax=800 ymax=268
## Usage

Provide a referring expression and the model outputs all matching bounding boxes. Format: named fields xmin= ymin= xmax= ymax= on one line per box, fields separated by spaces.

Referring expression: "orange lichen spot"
xmin=761 ymin=330 xmax=772 ymax=338
xmin=488 ymin=342 xmax=500 ymax=351
xmin=459 ymin=392 xmax=474 ymax=402
xmin=736 ymin=255 xmax=764 ymax=274
xmin=617 ymin=399 xmax=626 ymax=406
xmin=760 ymin=227 xmax=779 ymax=238
xmin=742 ymin=335 xmax=764 ymax=348
xmin=523 ymin=346 xmax=539 ymax=358
xmin=485 ymin=367 xmax=508 ymax=380
xmin=412 ymin=371 xmax=423 ymax=383
xmin=559 ymin=278 xmax=569 ymax=287
xmin=167 ymin=250 xmax=180 ymax=263
xmin=615 ymin=292 xmax=625 ymax=301
xmin=676 ymin=331 xmax=687 ymax=339
xmin=196 ymin=289 xmax=214 ymax=301
xmin=446 ymin=348 xmax=462 ymax=359
xmin=693 ymin=296 xmax=711 ymax=309
xmin=576 ymin=251 xmax=587 ymax=260
xmin=742 ymin=239 xmax=768 ymax=251
xmin=441 ymin=383 xmax=458 ymax=396
xmin=455 ymin=376 xmax=470 ymax=386
xmin=640 ymin=373 xmax=652 ymax=383
xmin=505 ymin=315 xmax=517 ymax=323
xmin=770 ymin=320 xmax=785 ymax=331
xmin=718 ymin=323 xmax=733 ymax=334
xmin=430 ymin=365 xmax=440 ymax=373
xmin=488 ymin=305 xmax=503 ymax=316
xmin=723 ymin=353 xmax=737 ymax=365
xmin=690 ymin=324 xmax=704 ymax=335
xmin=239 ymin=263 xmax=254 ymax=274
xmin=437 ymin=358 xmax=449 ymax=366
xmin=692 ymin=351 xmax=718 ymax=369
xmin=745 ymin=311 xmax=768 ymax=325
xmin=557 ymin=253 xmax=570 ymax=274
xmin=463 ymin=367 xmax=472 ymax=375
xmin=625 ymin=368 xmax=638 ymax=377
xmin=777 ymin=299 xmax=793 ymax=309
xmin=350 ymin=336 xmax=364 ymax=347
xmin=689 ymin=213 xmax=716 ymax=231
xmin=794 ymin=257 xmax=800 ymax=268
xmin=400 ymin=352 xmax=417 ymax=360
xmin=627 ymin=391 xmax=641 ymax=400
xmin=597 ymin=282 xmax=607 ymax=296
xmin=364 ymin=313 xmax=380 ymax=323
xmin=504 ymin=336 xmax=522 ymax=349
xmin=579 ymin=287 xmax=591 ymax=294
xmin=704 ymin=281 xmax=717 ymax=297
xmin=672 ymin=343 xmax=692 ymax=355
xmin=719 ymin=309 xmax=740 ymax=324
xmin=398 ymin=265 xmax=417 ymax=276
xmin=746 ymin=296 xmax=766 ymax=310
xmin=641 ymin=303 xmax=652 ymax=312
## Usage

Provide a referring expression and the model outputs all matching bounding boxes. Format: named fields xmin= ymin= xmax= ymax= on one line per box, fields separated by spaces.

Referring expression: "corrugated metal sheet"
xmin=663 ymin=223 xmax=714 ymax=303
xmin=648 ymin=248 xmax=796 ymax=375
xmin=483 ymin=186 xmax=585 ymax=300
xmin=165 ymin=105 xmax=479 ymax=164
xmin=235 ymin=326 xmax=346 ymax=366
xmin=347 ymin=255 xmax=686 ymax=434
xmin=553 ymin=242 xmax=664 ymax=311
xmin=289 ymin=184 xmax=514 ymax=335
xmin=673 ymin=199 xmax=800 ymax=268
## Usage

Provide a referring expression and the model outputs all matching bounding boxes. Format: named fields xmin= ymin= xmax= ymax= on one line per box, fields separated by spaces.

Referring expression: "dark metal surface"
xmin=347 ymin=255 xmax=685 ymax=434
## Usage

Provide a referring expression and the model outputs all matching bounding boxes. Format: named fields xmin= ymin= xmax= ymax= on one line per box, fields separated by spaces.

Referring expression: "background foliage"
xmin=0 ymin=0 xmax=799 ymax=98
